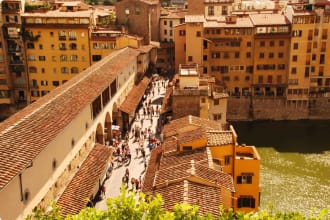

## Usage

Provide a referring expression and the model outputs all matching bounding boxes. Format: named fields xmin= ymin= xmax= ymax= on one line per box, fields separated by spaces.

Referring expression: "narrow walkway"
xmin=95 ymin=78 xmax=168 ymax=211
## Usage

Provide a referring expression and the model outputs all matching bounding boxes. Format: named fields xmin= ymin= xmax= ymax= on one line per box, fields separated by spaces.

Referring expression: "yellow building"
xmin=21 ymin=2 xmax=143 ymax=103
xmin=1 ymin=0 xmax=28 ymax=106
xmin=143 ymin=115 xmax=260 ymax=213
xmin=286 ymin=2 xmax=330 ymax=102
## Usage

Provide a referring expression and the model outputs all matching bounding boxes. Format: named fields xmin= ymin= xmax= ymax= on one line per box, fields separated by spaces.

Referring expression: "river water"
xmin=230 ymin=120 xmax=330 ymax=215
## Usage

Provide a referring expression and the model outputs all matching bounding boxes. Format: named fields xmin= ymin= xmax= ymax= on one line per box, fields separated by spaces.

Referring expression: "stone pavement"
xmin=95 ymin=78 xmax=168 ymax=211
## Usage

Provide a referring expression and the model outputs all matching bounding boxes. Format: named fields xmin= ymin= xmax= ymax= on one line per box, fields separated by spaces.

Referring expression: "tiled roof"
xmin=160 ymin=86 xmax=173 ymax=114
xmin=160 ymin=148 xmax=209 ymax=167
xmin=163 ymin=115 xmax=223 ymax=137
xmin=206 ymin=131 xmax=234 ymax=146
xmin=249 ymin=13 xmax=290 ymax=25
xmin=119 ymin=76 xmax=152 ymax=115
xmin=57 ymin=144 xmax=112 ymax=216
xmin=142 ymin=146 xmax=162 ymax=192
xmin=154 ymin=160 xmax=235 ymax=192
xmin=22 ymin=9 xmax=93 ymax=18
xmin=0 ymin=47 xmax=140 ymax=191
xmin=154 ymin=180 xmax=221 ymax=216
xmin=177 ymin=127 xmax=206 ymax=145
xmin=162 ymin=137 xmax=178 ymax=154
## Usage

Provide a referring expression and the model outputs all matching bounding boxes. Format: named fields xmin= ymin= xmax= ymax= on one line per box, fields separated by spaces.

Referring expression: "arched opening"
xmin=104 ymin=112 xmax=112 ymax=145
xmin=112 ymin=103 xmax=123 ymax=138
xmin=95 ymin=123 xmax=104 ymax=144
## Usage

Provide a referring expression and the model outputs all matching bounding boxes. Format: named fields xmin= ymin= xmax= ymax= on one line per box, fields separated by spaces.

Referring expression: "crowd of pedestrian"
xmin=97 ymin=76 xmax=168 ymax=202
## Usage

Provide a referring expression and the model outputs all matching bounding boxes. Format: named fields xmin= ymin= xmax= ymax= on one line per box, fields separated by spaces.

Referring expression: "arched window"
xmin=71 ymin=67 xmax=79 ymax=74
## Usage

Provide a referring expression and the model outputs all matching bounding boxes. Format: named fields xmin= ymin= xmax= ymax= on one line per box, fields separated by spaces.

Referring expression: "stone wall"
xmin=172 ymin=95 xmax=200 ymax=119
xmin=227 ymin=97 xmax=330 ymax=121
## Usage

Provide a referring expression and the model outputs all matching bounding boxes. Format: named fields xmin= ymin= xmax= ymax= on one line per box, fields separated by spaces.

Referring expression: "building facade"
xmin=174 ymin=0 xmax=330 ymax=119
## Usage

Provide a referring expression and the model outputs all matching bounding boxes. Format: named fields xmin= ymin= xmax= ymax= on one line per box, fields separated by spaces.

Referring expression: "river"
xmin=230 ymin=120 xmax=330 ymax=215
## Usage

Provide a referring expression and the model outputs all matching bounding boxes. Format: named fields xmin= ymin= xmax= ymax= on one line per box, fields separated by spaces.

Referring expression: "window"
xmin=29 ymin=66 xmax=37 ymax=73
xmin=279 ymin=40 xmax=284 ymax=46
xmin=41 ymin=80 xmax=48 ymax=86
xmin=188 ymin=56 xmax=193 ymax=62
xmin=27 ymin=43 xmax=34 ymax=49
xmin=201 ymin=97 xmax=206 ymax=103
xmin=196 ymin=31 xmax=201 ymax=37
xmin=292 ymin=55 xmax=298 ymax=62
xmin=212 ymin=52 xmax=220 ymax=58
xmin=260 ymin=41 xmax=265 ymax=47
xmin=313 ymin=41 xmax=318 ymax=48
xmin=278 ymin=52 xmax=284 ymax=58
xmin=179 ymin=30 xmax=186 ymax=36
xmin=52 ymin=81 xmax=59 ymax=86
xmin=214 ymin=99 xmax=219 ymax=105
xmin=164 ymin=29 xmax=167 ymax=35
xmin=269 ymin=41 xmax=274 ymax=47
xmin=28 ymin=54 xmax=36 ymax=61
xmin=246 ymin=52 xmax=251 ymax=58
xmin=39 ymin=44 xmax=43 ymax=50
xmin=224 ymin=155 xmax=231 ymax=165
xmin=92 ymin=55 xmax=102 ymax=61
xmin=259 ymin=53 xmax=264 ymax=59
xmin=50 ymin=32 xmax=54 ymax=37
xmin=278 ymin=64 xmax=285 ymax=70
xmin=59 ymin=43 xmax=66 ymax=50
xmin=213 ymin=113 xmax=221 ymax=121
xmin=163 ymin=20 xmax=167 ymax=25
xmin=269 ymin=53 xmax=274 ymax=58
xmin=208 ymin=6 xmax=214 ymax=16
xmin=235 ymin=52 xmax=240 ymax=58
xmin=312 ymin=54 xmax=317 ymax=61
xmin=135 ymin=7 xmax=141 ymax=15
xmin=61 ymin=67 xmax=69 ymax=73
xmin=39 ymin=56 xmax=45 ymax=61
xmin=69 ymin=43 xmax=77 ymax=50
xmin=203 ymin=55 xmax=208 ymax=61
xmin=70 ymin=55 xmax=78 ymax=61
xmin=237 ymin=174 xmax=253 ymax=184
xmin=291 ymin=67 xmax=297 ymax=74
xmin=238 ymin=197 xmax=255 ymax=208
xmin=60 ymin=55 xmax=67 ymax=61
xmin=71 ymin=67 xmax=79 ymax=73
xmin=247 ymin=42 xmax=252 ymax=47
xmin=41 ymin=68 xmax=45 ymax=73
xmin=293 ymin=43 xmax=299 ymax=50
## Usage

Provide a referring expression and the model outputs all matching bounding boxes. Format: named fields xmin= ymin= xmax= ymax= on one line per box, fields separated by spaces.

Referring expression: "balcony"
xmin=58 ymin=36 xmax=66 ymax=41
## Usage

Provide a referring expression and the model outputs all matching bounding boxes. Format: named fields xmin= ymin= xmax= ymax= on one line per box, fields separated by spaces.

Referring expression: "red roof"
xmin=0 ymin=48 xmax=139 ymax=190
xmin=119 ymin=76 xmax=152 ymax=115
xmin=57 ymin=144 xmax=112 ymax=216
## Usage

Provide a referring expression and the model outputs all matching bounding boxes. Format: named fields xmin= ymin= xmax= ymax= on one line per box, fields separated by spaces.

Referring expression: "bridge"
xmin=0 ymin=45 xmax=157 ymax=220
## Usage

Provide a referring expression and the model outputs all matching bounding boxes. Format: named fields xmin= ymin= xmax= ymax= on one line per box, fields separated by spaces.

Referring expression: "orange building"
xmin=143 ymin=115 xmax=261 ymax=213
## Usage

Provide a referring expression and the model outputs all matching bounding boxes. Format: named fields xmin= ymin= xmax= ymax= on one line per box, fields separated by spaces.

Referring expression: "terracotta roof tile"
xmin=152 ymin=179 xmax=222 ymax=216
xmin=0 ymin=48 xmax=140 ymax=190
xmin=119 ymin=76 xmax=152 ymax=115
xmin=177 ymin=127 xmax=206 ymax=145
xmin=154 ymin=160 xmax=234 ymax=192
xmin=163 ymin=115 xmax=223 ymax=138
xmin=206 ymin=131 xmax=234 ymax=146
xmin=142 ymin=146 xmax=162 ymax=193
xmin=57 ymin=144 xmax=112 ymax=216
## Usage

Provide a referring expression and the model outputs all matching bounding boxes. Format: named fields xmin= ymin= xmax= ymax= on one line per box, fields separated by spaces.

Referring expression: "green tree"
xmin=27 ymin=187 xmax=330 ymax=220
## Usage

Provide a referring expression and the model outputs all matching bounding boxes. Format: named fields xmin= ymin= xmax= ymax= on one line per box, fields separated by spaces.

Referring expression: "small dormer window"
xmin=67 ymin=6 xmax=73 ymax=11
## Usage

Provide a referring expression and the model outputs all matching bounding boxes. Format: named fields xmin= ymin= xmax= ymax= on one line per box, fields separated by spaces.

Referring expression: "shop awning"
xmin=119 ymin=76 xmax=152 ymax=115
